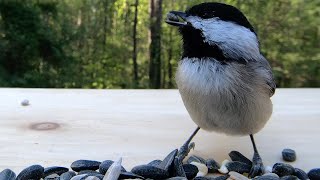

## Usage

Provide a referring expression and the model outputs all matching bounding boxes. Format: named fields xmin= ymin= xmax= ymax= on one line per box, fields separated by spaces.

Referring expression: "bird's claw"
xmin=188 ymin=142 xmax=195 ymax=151
xmin=248 ymin=152 xmax=264 ymax=178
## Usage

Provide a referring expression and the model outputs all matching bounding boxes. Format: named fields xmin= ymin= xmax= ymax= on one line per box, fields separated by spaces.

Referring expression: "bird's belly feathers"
xmin=176 ymin=58 xmax=272 ymax=135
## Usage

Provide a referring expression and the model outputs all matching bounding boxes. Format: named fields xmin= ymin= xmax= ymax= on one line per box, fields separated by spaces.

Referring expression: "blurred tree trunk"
xmin=132 ymin=0 xmax=139 ymax=87
xmin=167 ymin=27 xmax=174 ymax=88
xmin=103 ymin=0 xmax=109 ymax=52
xmin=149 ymin=0 xmax=162 ymax=88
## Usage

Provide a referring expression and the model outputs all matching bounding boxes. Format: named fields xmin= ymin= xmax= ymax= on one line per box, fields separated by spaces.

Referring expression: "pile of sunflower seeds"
xmin=0 ymin=149 xmax=319 ymax=180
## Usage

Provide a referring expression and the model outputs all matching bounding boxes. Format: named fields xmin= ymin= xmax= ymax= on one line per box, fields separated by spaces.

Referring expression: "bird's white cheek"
xmin=188 ymin=17 xmax=260 ymax=61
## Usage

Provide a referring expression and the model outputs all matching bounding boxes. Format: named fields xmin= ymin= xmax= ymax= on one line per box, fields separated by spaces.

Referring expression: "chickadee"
xmin=166 ymin=2 xmax=276 ymax=177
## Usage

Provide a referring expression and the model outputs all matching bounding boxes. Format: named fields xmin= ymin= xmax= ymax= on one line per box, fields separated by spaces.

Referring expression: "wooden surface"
xmin=0 ymin=88 xmax=319 ymax=173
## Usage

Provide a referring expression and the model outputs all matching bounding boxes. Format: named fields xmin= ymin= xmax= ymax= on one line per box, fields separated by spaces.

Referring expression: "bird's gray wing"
xmin=256 ymin=56 xmax=276 ymax=97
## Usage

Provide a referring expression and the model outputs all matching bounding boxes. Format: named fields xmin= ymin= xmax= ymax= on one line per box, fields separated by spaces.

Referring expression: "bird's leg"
xmin=174 ymin=127 xmax=200 ymax=177
xmin=248 ymin=134 xmax=264 ymax=178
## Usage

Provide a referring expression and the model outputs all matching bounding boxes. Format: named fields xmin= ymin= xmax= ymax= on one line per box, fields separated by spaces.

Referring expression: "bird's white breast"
xmin=176 ymin=58 xmax=272 ymax=136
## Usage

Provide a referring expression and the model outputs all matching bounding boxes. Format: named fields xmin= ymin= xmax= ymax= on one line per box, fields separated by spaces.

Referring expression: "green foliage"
xmin=0 ymin=1 xmax=67 ymax=87
xmin=0 ymin=0 xmax=319 ymax=88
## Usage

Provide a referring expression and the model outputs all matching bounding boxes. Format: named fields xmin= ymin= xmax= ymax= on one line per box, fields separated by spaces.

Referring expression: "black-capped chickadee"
xmin=165 ymin=2 xmax=276 ymax=177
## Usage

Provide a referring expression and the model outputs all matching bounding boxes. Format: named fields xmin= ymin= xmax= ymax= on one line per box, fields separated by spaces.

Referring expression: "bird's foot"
xmin=177 ymin=141 xmax=195 ymax=160
xmin=173 ymin=127 xmax=200 ymax=177
xmin=249 ymin=152 xmax=264 ymax=178
xmin=174 ymin=140 xmax=195 ymax=177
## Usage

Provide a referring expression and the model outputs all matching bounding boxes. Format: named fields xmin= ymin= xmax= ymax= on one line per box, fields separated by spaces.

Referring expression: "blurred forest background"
xmin=0 ymin=0 xmax=319 ymax=88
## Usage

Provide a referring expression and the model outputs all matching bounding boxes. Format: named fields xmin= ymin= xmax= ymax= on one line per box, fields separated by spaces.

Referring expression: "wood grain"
xmin=0 ymin=88 xmax=319 ymax=173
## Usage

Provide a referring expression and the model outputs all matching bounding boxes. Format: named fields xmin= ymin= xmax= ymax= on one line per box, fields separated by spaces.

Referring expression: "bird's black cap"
xmin=186 ymin=2 xmax=255 ymax=34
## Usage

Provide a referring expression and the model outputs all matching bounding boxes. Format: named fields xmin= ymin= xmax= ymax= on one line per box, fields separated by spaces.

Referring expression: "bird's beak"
xmin=165 ymin=11 xmax=189 ymax=27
